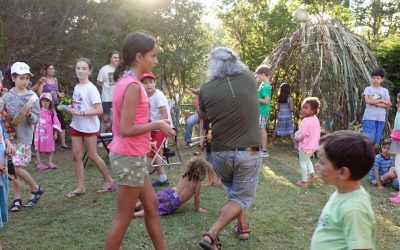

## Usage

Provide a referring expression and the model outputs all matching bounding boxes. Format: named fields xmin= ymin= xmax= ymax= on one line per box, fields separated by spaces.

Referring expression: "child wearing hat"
xmin=34 ymin=92 xmax=61 ymax=170
xmin=2 ymin=62 xmax=43 ymax=211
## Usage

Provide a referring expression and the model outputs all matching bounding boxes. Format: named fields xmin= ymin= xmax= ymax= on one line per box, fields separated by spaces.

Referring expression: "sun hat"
xmin=10 ymin=62 xmax=34 ymax=76
xmin=40 ymin=92 xmax=52 ymax=101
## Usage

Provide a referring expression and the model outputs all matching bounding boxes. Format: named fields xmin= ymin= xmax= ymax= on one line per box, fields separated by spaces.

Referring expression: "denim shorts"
xmin=212 ymin=150 xmax=261 ymax=209
xmin=362 ymin=120 xmax=385 ymax=144
xmin=109 ymin=152 xmax=148 ymax=187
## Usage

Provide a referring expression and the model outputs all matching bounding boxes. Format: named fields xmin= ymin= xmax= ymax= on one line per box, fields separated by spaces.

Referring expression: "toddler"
xmin=34 ymin=92 xmax=61 ymax=170
xmin=295 ymin=97 xmax=321 ymax=187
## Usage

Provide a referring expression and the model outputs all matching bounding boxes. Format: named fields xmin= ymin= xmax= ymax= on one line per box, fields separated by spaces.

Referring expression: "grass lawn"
xmin=1 ymin=138 xmax=400 ymax=249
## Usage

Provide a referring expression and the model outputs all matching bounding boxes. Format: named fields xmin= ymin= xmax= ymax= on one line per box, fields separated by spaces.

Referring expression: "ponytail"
xmin=113 ymin=61 xmax=127 ymax=82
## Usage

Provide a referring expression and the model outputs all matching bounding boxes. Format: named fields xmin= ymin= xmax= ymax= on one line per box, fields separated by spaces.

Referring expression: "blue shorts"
xmin=362 ymin=120 xmax=385 ymax=144
xmin=392 ymin=178 xmax=399 ymax=190
xmin=211 ymin=150 xmax=261 ymax=209
xmin=157 ymin=188 xmax=181 ymax=216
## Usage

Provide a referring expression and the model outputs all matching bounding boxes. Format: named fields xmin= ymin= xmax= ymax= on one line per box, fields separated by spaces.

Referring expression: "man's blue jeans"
xmin=184 ymin=113 xmax=199 ymax=143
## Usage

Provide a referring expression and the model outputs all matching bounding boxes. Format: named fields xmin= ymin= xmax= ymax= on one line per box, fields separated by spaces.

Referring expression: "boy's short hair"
xmin=371 ymin=68 xmax=385 ymax=78
xmin=381 ymin=138 xmax=391 ymax=147
xmin=320 ymin=130 xmax=374 ymax=180
xmin=255 ymin=66 xmax=270 ymax=77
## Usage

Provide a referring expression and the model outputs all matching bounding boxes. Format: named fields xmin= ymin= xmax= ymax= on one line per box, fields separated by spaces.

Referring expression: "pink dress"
xmin=34 ymin=108 xmax=61 ymax=153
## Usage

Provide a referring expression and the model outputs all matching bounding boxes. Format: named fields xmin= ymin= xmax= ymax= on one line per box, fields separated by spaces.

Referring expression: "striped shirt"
xmin=369 ymin=154 xmax=393 ymax=180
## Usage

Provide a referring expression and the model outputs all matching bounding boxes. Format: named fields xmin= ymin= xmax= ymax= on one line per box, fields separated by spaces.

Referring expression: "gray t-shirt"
xmin=362 ymin=86 xmax=390 ymax=122
xmin=199 ymin=70 xmax=260 ymax=151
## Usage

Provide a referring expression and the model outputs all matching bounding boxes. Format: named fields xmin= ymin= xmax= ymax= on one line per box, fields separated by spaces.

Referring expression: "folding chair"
xmin=83 ymin=132 xmax=113 ymax=167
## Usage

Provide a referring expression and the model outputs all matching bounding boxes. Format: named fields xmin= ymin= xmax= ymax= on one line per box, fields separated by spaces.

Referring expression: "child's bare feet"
xmin=296 ymin=181 xmax=310 ymax=187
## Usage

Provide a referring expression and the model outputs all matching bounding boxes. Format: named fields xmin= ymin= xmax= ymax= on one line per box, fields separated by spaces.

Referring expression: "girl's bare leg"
xmin=139 ymin=176 xmax=165 ymax=250
xmin=104 ymin=185 xmax=141 ymax=249
xmin=84 ymin=136 xmax=113 ymax=189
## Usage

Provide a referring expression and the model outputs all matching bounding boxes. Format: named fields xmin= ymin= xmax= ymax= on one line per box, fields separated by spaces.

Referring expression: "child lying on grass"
xmin=134 ymin=156 xmax=209 ymax=217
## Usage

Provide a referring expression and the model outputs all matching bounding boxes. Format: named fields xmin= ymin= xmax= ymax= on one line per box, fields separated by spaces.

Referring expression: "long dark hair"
xmin=41 ymin=64 xmax=55 ymax=77
xmin=278 ymin=83 xmax=291 ymax=103
xmin=107 ymin=50 xmax=119 ymax=64
xmin=113 ymin=32 xmax=156 ymax=82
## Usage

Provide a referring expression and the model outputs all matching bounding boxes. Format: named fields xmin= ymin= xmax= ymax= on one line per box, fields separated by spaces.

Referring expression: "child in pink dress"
xmin=295 ymin=97 xmax=321 ymax=187
xmin=34 ymin=93 xmax=61 ymax=170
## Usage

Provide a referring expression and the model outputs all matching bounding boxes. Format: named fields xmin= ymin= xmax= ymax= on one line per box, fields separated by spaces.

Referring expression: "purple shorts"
xmin=157 ymin=188 xmax=181 ymax=216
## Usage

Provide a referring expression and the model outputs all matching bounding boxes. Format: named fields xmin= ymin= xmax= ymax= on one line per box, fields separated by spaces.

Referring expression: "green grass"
xmin=1 ymin=138 xmax=400 ymax=249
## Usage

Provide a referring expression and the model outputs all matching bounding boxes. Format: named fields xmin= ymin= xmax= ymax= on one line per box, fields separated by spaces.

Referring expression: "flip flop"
xmin=66 ymin=191 xmax=85 ymax=198
xmin=97 ymin=184 xmax=117 ymax=194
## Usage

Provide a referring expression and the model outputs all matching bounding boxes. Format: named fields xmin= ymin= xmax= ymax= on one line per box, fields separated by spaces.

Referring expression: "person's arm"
xmin=194 ymin=181 xmax=206 ymax=212
xmin=374 ymin=167 xmax=384 ymax=189
xmin=259 ymin=95 xmax=269 ymax=104
xmin=70 ymin=103 xmax=103 ymax=116
xmin=27 ymin=99 xmax=40 ymax=125
xmin=96 ymin=80 xmax=104 ymax=88
xmin=119 ymin=84 xmax=175 ymax=137
xmin=159 ymin=106 xmax=168 ymax=120
xmin=197 ymin=89 xmax=208 ymax=120
xmin=31 ymin=77 xmax=47 ymax=94
xmin=342 ymin=209 xmax=375 ymax=250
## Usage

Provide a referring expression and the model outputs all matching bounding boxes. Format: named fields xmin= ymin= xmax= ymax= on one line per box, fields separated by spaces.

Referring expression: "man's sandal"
xmin=25 ymin=186 xmax=44 ymax=207
xmin=10 ymin=199 xmax=23 ymax=212
xmin=199 ymin=232 xmax=222 ymax=250
xmin=233 ymin=223 xmax=250 ymax=240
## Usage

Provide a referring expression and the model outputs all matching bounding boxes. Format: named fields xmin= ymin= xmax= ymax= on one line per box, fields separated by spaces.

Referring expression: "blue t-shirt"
xmin=369 ymin=154 xmax=393 ymax=180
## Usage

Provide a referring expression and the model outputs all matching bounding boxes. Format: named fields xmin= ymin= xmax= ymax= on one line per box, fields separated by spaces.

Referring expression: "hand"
xmin=200 ymin=144 xmax=205 ymax=152
xmin=70 ymin=109 xmax=81 ymax=116
xmin=188 ymin=88 xmax=200 ymax=95
xmin=23 ymin=109 xmax=32 ymax=117
xmin=39 ymin=77 xmax=47 ymax=85
xmin=5 ymin=143 xmax=16 ymax=155
xmin=58 ymin=92 xmax=65 ymax=98
xmin=54 ymin=133 xmax=58 ymax=140
xmin=157 ymin=119 xmax=176 ymax=137
xmin=150 ymin=141 xmax=157 ymax=151
xmin=198 ymin=207 xmax=207 ymax=213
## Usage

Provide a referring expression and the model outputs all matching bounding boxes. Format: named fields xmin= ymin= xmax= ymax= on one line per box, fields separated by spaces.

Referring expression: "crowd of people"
xmin=0 ymin=31 xmax=399 ymax=250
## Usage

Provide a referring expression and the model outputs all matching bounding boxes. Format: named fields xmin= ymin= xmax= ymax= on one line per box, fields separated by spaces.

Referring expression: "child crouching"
xmin=134 ymin=156 xmax=209 ymax=217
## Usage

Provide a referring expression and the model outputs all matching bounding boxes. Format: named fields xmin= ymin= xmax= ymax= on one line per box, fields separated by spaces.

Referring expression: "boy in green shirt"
xmin=311 ymin=130 xmax=376 ymax=250
xmin=256 ymin=66 xmax=272 ymax=157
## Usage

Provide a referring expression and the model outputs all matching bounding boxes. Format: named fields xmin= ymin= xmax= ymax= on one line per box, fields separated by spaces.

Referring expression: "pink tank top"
xmin=108 ymin=75 xmax=151 ymax=155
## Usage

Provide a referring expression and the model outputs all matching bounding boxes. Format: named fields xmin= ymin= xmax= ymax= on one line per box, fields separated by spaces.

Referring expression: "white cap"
xmin=11 ymin=62 xmax=34 ymax=76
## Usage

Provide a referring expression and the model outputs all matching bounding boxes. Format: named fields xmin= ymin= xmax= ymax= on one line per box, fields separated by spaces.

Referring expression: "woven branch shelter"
xmin=261 ymin=15 xmax=382 ymax=131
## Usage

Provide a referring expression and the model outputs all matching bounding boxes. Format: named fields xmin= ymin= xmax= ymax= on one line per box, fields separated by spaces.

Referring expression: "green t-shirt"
xmin=258 ymin=82 xmax=271 ymax=116
xmin=199 ymin=70 xmax=260 ymax=151
xmin=310 ymin=187 xmax=376 ymax=250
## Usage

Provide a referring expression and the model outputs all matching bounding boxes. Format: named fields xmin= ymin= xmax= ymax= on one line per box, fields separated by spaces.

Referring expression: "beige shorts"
xmin=109 ymin=152 xmax=148 ymax=187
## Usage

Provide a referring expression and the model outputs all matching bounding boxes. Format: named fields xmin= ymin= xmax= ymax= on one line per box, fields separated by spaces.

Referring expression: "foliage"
xmin=262 ymin=16 xmax=381 ymax=131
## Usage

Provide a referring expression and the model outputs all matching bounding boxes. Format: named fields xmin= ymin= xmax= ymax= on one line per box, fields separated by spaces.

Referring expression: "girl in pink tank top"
xmin=104 ymin=32 xmax=175 ymax=250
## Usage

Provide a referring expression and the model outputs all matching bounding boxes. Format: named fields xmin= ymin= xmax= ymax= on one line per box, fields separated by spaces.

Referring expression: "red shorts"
xmin=70 ymin=127 xmax=100 ymax=137
xmin=148 ymin=130 xmax=166 ymax=158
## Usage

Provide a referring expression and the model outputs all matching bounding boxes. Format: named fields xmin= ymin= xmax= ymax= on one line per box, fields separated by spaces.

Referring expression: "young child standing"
xmin=34 ymin=93 xmax=61 ymax=170
xmin=134 ymin=156 xmax=208 ymax=217
xmin=2 ymin=62 xmax=43 ymax=211
xmin=388 ymin=92 xmax=400 ymax=203
xmin=104 ymin=32 xmax=175 ymax=250
xmin=256 ymin=66 xmax=272 ymax=157
xmin=272 ymin=83 xmax=297 ymax=150
xmin=295 ymin=97 xmax=321 ymax=187
xmin=66 ymin=58 xmax=114 ymax=198
xmin=368 ymin=138 xmax=397 ymax=189
xmin=141 ymin=72 xmax=173 ymax=187
xmin=311 ymin=130 xmax=376 ymax=250
xmin=200 ymin=120 xmax=221 ymax=186
xmin=362 ymin=68 xmax=391 ymax=147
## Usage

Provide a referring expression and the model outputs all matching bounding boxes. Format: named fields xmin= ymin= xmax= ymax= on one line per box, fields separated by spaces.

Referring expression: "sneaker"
xmin=260 ymin=150 xmax=269 ymax=158
xmin=47 ymin=163 xmax=57 ymax=169
xmin=388 ymin=195 xmax=400 ymax=204
xmin=36 ymin=164 xmax=48 ymax=170
xmin=152 ymin=179 xmax=169 ymax=187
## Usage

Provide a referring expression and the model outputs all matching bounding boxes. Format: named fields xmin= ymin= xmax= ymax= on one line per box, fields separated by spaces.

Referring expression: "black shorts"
xmin=102 ymin=102 xmax=112 ymax=115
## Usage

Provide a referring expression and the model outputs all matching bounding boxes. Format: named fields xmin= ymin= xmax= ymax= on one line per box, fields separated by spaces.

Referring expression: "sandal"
xmin=233 ymin=223 xmax=250 ymax=240
xmin=97 ymin=183 xmax=117 ymax=194
xmin=26 ymin=186 xmax=44 ymax=207
xmin=199 ymin=232 xmax=222 ymax=250
xmin=10 ymin=199 xmax=23 ymax=212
